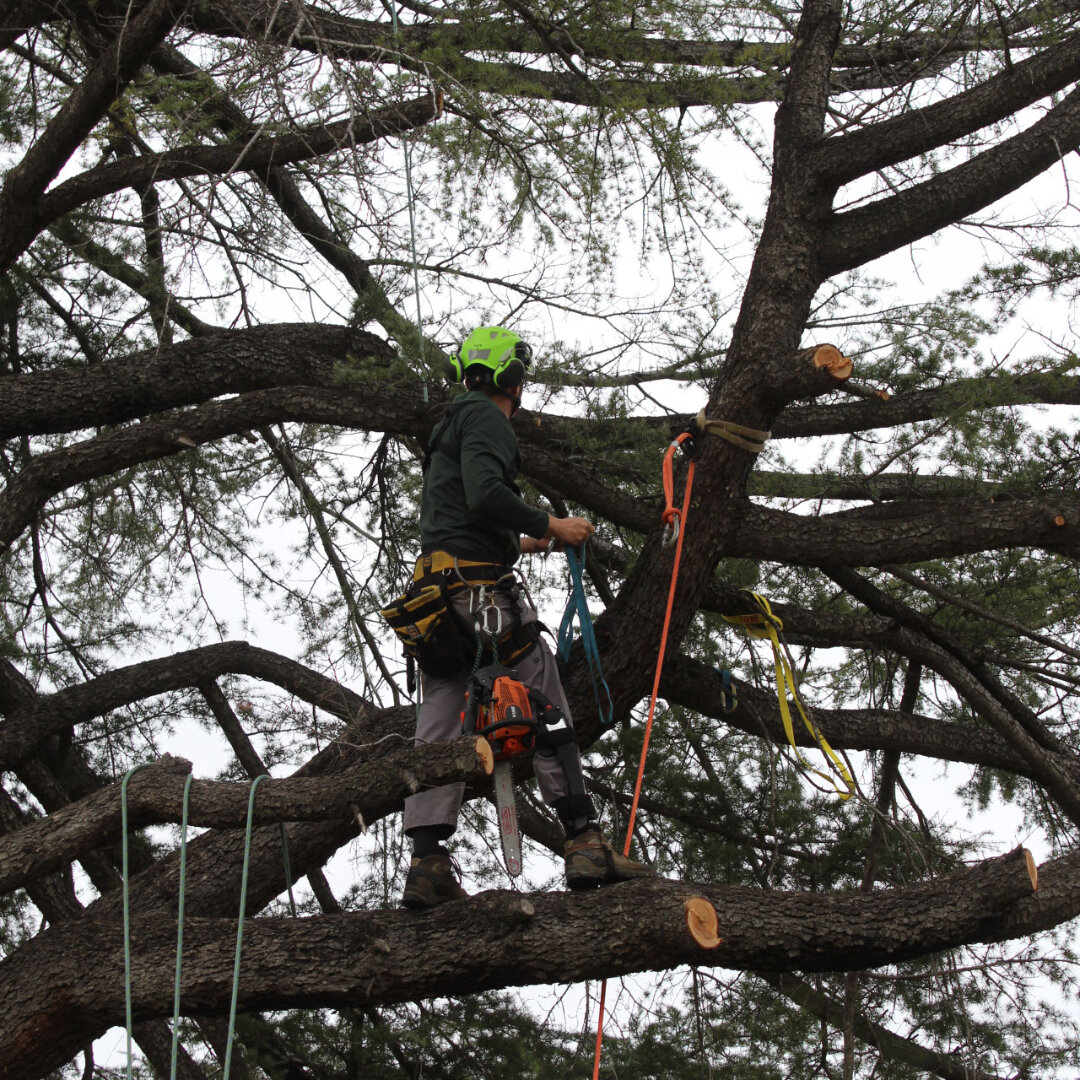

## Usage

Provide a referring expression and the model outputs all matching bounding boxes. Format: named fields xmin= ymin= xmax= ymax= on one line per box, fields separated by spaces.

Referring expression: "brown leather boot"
xmin=564 ymin=828 xmax=652 ymax=889
xmin=401 ymin=851 xmax=469 ymax=909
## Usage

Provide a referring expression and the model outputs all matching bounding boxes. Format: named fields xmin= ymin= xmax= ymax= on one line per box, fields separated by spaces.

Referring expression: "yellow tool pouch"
xmin=379 ymin=578 xmax=473 ymax=678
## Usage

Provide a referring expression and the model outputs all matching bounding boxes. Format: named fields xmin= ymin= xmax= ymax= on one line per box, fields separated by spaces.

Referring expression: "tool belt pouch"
xmin=379 ymin=580 xmax=471 ymax=678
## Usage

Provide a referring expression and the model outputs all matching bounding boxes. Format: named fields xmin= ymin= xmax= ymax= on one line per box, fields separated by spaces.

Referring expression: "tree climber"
xmin=400 ymin=326 xmax=651 ymax=908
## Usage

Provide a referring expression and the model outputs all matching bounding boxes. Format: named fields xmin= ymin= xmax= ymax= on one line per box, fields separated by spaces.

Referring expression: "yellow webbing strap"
xmin=695 ymin=408 xmax=770 ymax=454
xmin=724 ymin=591 xmax=854 ymax=800
xmin=413 ymin=551 xmax=506 ymax=580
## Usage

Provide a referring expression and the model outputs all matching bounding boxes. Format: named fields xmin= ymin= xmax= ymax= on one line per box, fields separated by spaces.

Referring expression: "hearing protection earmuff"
xmin=444 ymin=326 xmax=534 ymax=390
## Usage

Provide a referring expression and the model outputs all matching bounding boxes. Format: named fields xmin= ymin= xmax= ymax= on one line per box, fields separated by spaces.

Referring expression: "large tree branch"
xmin=748 ymin=470 xmax=1009 ymax=502
xmin=0 ymin=0 xmax=56 ymax=51
xmin=0 ymin=323 xmax=392 ymax=439
xmin=184 ymin=0 xmax=1076 ymax=73
xmin=11 ymin=0 xmax=1077 ymax=79
xmin=0 ymin=641 xmax=379 ymax=770
xmin=178 ymin=0 xmax=1080 ymax=110
xmin=0 ymin=846 xmax=1040 ymax=1080
xmin=813 ymin=30 xmax=1080 ymax=186
xmin=731 ymin=498 xmax=1079 ymax=565
xmin=0 ymin=383 xmax=438 ymax=552
xmin=773 ymin=372 xmax=1080 ymax=438
xmin=0 ymin=0 xmax=193 ymax=269
xmin=819 ymin=83 xmax=1080 ymax=276
xmin=2 ymin=0 xmax=190 ymax=203
xmin=0 ymin=741 xmax=493 ymax=896
xmin=517 ymin=371 xmax=1080 ymax=449
xmin=534 ymin=488 xmax=1080 ymax=570
xmin=0 ymin=786 xmax=223 ymax=1080
xmin=8 ymin=93 xmax=441 ymax=273
xmin=661 ymin=654 xmax=1050 ymax=781
xmin=5 ymin=394 xmax=1073 ymax=599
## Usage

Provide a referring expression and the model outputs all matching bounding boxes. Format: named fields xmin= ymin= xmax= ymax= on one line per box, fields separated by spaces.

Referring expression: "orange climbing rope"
xmin=591 ymin=430 xmax=696 ymax=1080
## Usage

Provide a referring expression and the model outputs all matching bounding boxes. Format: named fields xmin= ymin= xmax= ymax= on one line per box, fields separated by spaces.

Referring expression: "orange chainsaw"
xmin=461 ymin=664 xmax=559 ymax=876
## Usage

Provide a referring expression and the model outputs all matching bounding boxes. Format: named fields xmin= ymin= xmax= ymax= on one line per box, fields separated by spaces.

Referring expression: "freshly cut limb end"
xmin=474 ymin=737 xmax=494 ymax=775
xmin=812 ymin=344 xmax=853 ymax=380
xmin=685 ymin=896 xmax=722 ymax=949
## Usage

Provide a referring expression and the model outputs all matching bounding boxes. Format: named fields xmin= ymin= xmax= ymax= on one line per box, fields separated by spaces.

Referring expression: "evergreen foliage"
xmin=3 ymin=1 xmax=1080 ymax=1078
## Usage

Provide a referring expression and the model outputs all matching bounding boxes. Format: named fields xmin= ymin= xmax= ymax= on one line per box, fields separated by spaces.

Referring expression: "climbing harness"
xmin=557 ymin=544 xmax=614 ymax=729
xmin=723 ymin=591 xmax=854 ymax=799
xmin=461 ymin=664 xmax=583 ymax=877
xmin=468 ymin=579 xmax=508 ymax=672
xmin=121 ymin=768 xmax=299 ymax=1080
xmin=380 ymin=554 xmax=540 ymax=681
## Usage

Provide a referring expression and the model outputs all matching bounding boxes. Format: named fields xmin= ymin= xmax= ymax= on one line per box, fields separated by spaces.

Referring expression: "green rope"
xmin=223 ymin=773 xmax=267 ymax=1080
xmin=470 ymin=626 xmax=485 ymax=676
xmin=123 ymin=767 xmax=298 ymax=1080
xmin=170 ymin=773 xmax=192 ymax=1080
xmin=121 ymin=763 xmax=152 ymax=1080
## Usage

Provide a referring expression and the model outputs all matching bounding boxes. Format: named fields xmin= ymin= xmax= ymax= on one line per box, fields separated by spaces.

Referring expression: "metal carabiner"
xmin=661 ymin=513 xmax=680 ymax=549
xmin=467 ymin=584 xmax=483 ymax=616
xmin=477 ymin=587 xmax=503 ymax=638
xmin=481 ymin=601 xmax=503 ymax=638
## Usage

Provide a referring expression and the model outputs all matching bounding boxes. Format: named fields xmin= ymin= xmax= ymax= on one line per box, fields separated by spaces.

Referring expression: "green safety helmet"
xmin=444 ymin=326 xmax=534 ymax=392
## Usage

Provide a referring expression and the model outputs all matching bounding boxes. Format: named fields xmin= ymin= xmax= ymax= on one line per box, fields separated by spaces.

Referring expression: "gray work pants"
xmin=402 ymin=581 xmax=585 ymax=832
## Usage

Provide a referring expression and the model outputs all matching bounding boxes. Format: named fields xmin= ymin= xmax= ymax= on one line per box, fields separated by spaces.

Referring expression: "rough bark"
xmin=0 ymin=324 xmax=389 ymax=439
xmin=0 ymin=739 xmax=492 ymax=895
xmin=0 ymin=847 xmax=1039 ymax=1080
xmin=0 ymin=641 xmax=377 ymax=768
xmin=6 ymin=1 xmax=1080 ymax=1076
xmin=0 ymin=0 xmax=194 ymax=271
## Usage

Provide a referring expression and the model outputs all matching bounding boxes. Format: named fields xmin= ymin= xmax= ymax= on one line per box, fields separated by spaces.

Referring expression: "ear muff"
xmin=443 ymin=346 xmax=465 ymax=383
xmin=492 ymin=340 xmax=532 ymax=390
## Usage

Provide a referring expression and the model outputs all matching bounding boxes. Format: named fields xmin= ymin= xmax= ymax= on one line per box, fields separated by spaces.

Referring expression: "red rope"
xmin=592 ymin=432 xmax=695 ymax=1079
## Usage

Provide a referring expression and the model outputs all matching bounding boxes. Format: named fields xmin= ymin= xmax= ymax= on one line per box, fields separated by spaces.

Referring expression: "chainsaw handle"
xmin=461 ymin=687 xmax=481 ymax=735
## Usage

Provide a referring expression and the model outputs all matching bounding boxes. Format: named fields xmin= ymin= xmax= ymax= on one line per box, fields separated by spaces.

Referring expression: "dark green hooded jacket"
xmin=419 ymin=392 xmax=549 ymax=565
